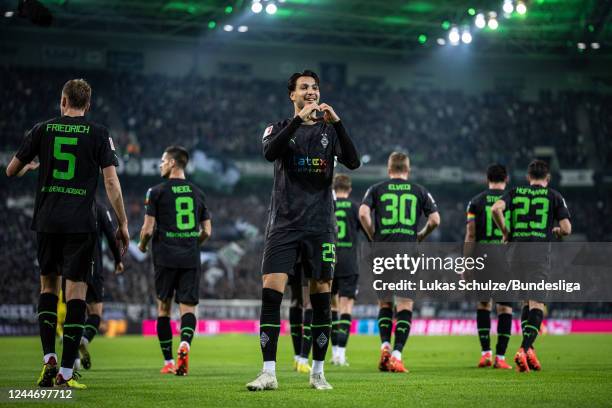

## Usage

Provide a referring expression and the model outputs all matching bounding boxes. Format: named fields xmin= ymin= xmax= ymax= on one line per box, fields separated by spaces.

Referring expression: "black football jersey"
xmin=334 ymin=198 xmax=361 ymax=276
xmin=145 ymin=179 xmax=210 ymax=268
xmin=262 ymin=118 xmax=359 ymax=233
xmin=362 ymin=178 xmax=438 ymax=242
xmin=466 ymin=188 xmax=509 ymax=243
xmin=500 ymin=184 xmax=570 ymax=242
xmin=16 ymin=116 xmax=118 ymax=233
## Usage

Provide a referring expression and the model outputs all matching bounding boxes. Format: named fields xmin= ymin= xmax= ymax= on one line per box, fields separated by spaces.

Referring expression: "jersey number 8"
xmin=175 ymin=196 xmax=195 ymax=230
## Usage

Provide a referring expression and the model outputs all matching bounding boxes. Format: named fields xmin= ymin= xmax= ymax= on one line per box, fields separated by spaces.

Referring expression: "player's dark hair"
xmin=527 ymin=159 xmax=549 ymax=180
xmin=62 ymin=79 xmax=91 ymax=110
xmin=333 ymin=174 xmax=351 ymax=192
xmin=388 ymin=152 xmax=409 ymax=174
xmin=287 ymin=70 xmax=320 ymax=96
xmin=486 ymin=164 xmax=507 ymax=183
xmin=164 ymin=145 xmax=189 ymax=169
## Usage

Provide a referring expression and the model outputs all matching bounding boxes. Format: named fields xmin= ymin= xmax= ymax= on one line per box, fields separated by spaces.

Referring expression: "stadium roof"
xmin=2 ymin=0 xmax=611 ymax=56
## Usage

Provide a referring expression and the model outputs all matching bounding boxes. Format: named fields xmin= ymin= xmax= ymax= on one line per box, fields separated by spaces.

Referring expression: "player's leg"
xmin=309 ymin=278 xmax=333 ymax=389
xmin=377 ymin=299 xmax=393 ymax=371
xmin=493 ymin=303 xmax=513 ymax=369
xmin=247 ymin=232 xmax=298 ymax=391
xmin=59 ymin=278 xmax=87 ymax=388
xmin=388 ymin=297 xmax=412 ymax=373
xmin=78 ymin=301 xmax=102 ymax=370
xmin=298 ymin=286 xmax=313 ymax=373
xmin=289 ymin=274 xmax=303 ymax=369
xmin=157 ymin=298 xmax=175 ymax=373
xmin=517 ymin=299 xmax=544 ymax=372
xmin=477 ymin=300 xmax=493 ymax=367
xmin=55 ymin=233 xmax=96 ymax=389
xmin=520 ymin=301 xmax=529 ymax=338
xmin=176 ymin=303 xmax=196 ymax=376
xmin=174 ymin=265 xmax=201 ymax=376
xmin=336 ymin=292 xmax=355 ymax=366
xmin=37 ymin=273 xmax=61 ymax=387
xmin=330 ymin=285 xmax=339 ymax=364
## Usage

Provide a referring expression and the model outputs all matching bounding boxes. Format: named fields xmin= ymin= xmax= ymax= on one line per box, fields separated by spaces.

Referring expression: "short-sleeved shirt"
xmin=145 ymin=178 xmax=210 ymax=268
xmin=263 ymin=120 xmax=348 ymax=233
xmin=466 ymin=188 xmax=508 ymax=243
xmin=334 ymin=198 xmax=361 ymax=276
xmin=499 ymin=184 xmax=570 ymax=242
xmin=362 ymin=178 xmax=438 ymax=242
xmin=16 ymin=116 xmax=118 ymax=233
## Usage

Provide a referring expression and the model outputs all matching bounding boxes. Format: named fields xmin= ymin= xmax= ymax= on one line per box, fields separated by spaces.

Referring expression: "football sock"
xmin=496 ymin=313 xmax=512 ymax=356
xmin=289 ymin=306 xmax=303 ymax=357
xmin=521 ymin=308 xmax=543 ymax=350
xmin=331 ymin=310 xmax=339 ymax=347
xmin=378 ymin=307 xmax=393 ymax=345
xmin=180 ymin=313 xmax=196 ymax=346
xmin=157 ymin=316 xmax=173 ymax=361
xmin=393 ymin=310 xmax=412 ymax=353
xmin=38 ymin=293 xmax=58 ymax=357
xmin=61 ymin=299 xmax=86 ymax=370
xmin=521 ymin=305 xmax=529 ymax=335
xmin=312 ymin=359 xmax=324 ymax=375
xmin=300 ymin=309 xmax=313 ymax=359
xmin=260 ymin=288 xmax=283 ymax=363
xmin=477 ymin=309 xmax=491 ymax=352
xmin=83 ymin=314 xmax=101 ymax=343
xmin=310 ymin=292 xmax=332 ymax=363
xmin=337 ymin=313 xmax=352 ymax=348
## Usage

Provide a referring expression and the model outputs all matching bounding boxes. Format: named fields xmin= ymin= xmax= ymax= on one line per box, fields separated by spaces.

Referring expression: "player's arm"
xmin=100 ymin=207 xmax=124 ymax=274
xmin=320 ymin=103 xmax=360 ymax=170
xmin=552 ymin=193 xmax=571 ymax=239
xmin=463 ymin=219 xmax=477 ymax=257
xmin=358 ymin=204 xmax=374 ymax=241
xmin=6 ymin=125 xmax=40 ymax=177
xmin=6 ymin=157 xmax=39 ymax=177
xmin=102 ymin=165 xmax=130 ymax=254
xmin=138 ymin=215 xmax=155 ymax=252
xmin=199 ymin=219 xmax=212 ymax=245
xmin=491 ymin=200 xmax=508 ymax=242
xmin=417 ymin=212 xmax=440 ymax=242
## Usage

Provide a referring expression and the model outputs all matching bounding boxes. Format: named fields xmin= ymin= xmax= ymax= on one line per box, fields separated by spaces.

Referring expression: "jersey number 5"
xmin=53 ymin=137 xmax=78 ymax=180
xmin=175 ymin=196 xmax=196 ymax=230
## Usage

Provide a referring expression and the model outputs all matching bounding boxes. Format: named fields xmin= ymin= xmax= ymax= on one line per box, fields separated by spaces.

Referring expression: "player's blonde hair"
xmin=388 ymin=152 xmax=410 ymax=174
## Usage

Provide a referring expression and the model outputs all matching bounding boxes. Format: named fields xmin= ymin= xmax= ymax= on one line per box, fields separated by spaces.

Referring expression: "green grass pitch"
xmin=0 ymin=334 xmax=611 ymax=407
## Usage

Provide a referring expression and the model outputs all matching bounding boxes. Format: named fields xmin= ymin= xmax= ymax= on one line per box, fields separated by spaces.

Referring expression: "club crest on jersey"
xmin=320 ymin=133 xmax=329 ymax=148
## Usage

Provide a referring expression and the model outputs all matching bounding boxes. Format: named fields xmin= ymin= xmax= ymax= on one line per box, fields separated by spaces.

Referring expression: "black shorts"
xmin=155 ymin=265 xmax=201 ymax=305
xmin=37 ymin=232 xmax=96 ymax=282
xmin=86 ymin=269 xmax=105 ymax=304
xmin=261 ymin=229 xmax=336 ymax=281
xmin=332 ymin=274 xmax=359 ymax=299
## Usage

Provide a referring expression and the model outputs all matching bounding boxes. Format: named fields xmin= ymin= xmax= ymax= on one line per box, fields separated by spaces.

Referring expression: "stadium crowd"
xmin=2 ymin=67 xmax=611 ymax=170
xmin=1 ymin=66 xmax=611 ymax=314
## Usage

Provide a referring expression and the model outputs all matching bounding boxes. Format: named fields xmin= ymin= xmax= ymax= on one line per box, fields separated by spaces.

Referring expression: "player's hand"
xmin=116 ymin=224 xmax=130 ymax=255
xmin=114 ymin=262 xmax=124 ymax=275
xmin=138 ymin=242 xmax=147 ymax=253
xmin=297 ymin=103 xmax=320 ymax=122
xmin=552 ymin=227 xmax=562 ymax=239
xmin=318 ymin=103 xmax=340 ymax=123
xmin=17 ymin=161 xmax=39 ymax=177
xmin=416 ymin=231 xmax=425 ymax=242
